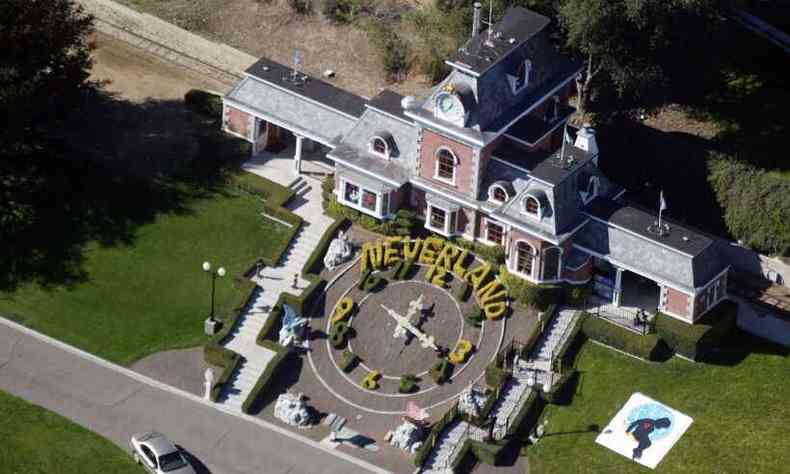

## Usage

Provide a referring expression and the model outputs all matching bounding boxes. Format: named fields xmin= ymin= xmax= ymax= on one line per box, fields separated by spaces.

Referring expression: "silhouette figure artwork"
xmin=626 ymin=417 xmax=671 ymax=459
xmin=596 ymin=393 xmax=693 ymax=469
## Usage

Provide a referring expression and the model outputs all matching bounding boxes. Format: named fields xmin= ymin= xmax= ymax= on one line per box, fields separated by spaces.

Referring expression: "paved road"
xmin=0 ymin=319 xmax=387 ymax=474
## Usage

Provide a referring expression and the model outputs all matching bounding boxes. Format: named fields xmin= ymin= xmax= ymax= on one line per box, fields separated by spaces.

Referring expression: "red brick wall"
xmin=666 ymin=287 xmax=692 ymax=321
xmin=563 ymin=258 xmax=592 ymax=283
xmin=419 ymin=130 xmax=475 ymax=194
xmin=224 ymin=105 xmax=251 ymax=140
xmin=410 ymin=187 xmax=426 ymax=218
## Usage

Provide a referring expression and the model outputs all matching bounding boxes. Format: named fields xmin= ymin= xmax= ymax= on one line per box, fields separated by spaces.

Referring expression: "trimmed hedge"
xmin=338 ymin=350 xmax=359 ymax=372
xmin=464 ymin=304 xmax=484 ymax=327
xmin=184 ymin=89 xmax=222 ymax=119
xmin=429 ymin=359 xmax=452 ymax=385
xmin=506 ymin=389 xmax=542 ymax=437
xmin=566 ymin=284 xmax=592 ymax=307
xmin=302 ymin=218 xmax=350 ymax=276
xmin=398 ymin=258 xmax=416 ymax=279
xmin=485 ymin=361 xmax=508 ymax=389
xmin=550 ymin=309 xmax=585 ymax=372
xmin=500 ymin=266 xmax=564 ymax=310
xmin=454 ymin=280 xmax=472 ymax=302
xmin=582 ymin=314 xmax=664 ymax=361
xmin=541 ymin=369 xmax=578 ymax=405
xmin=413 ymin=403 xmax=460 ymax=467
xmin=229 ymin=171 xmax=294 ymax=207
xmin=655 ymin=300 xmax=738 ymax=360
xmin=360 ymin=273 xmax=385 ymax=292
xmin=450 ymin=237 xmax=507 ymax=266
xmin=399 ymin=374 xmax=419 ymax=393
xmin=241 ymin=340 xmax=290 ymax=414
xmin=388 ymin=260 xmax=404 ymax=279
xmin=329 ymin=321 xmax=352 ymax=349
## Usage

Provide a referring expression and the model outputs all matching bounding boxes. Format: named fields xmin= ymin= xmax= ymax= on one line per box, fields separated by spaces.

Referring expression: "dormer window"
xmin=522 ymin=195 xmax=542 ymax=219
xmin=509 ymin=59 xmax=532 ymax=94
xmin=579 ymin=175 xmax=600 ymax=204
xmin=369 ymin=135 xmax=390 ymax=159
xmin=488 ymin=184 xmax=510 ymax=204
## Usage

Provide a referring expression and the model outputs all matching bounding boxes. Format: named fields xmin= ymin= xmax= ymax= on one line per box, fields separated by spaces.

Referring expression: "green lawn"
xmin=528 ymin=333 xmax=790 ymax=473
xmin=0 ymin=180 xmax=291 ymax=365
xmin=0 ymin=390 xmax=140 ymax=473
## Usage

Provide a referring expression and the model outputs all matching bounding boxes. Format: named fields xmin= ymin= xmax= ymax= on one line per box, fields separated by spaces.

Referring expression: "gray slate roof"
xmin=327 ymin=108 xmax=418 ymax=185
xmin=366 ymin=90 xmax=409 ymax=122
xmin=448 ymin=7 xmax=550 ymax=76
xmin=492 ymin=135 xmax=590 ymax=185
xmin=245 ymin=57 xmax=367 ymax=118
xmin=575 ymin=198 xmax=726 ymax=291
xmin=225 ymin=76 xmax=358 ymax=145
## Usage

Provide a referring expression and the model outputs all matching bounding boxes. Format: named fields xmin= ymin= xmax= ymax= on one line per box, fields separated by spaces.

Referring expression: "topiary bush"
xmin=360 ymin=272 xmax=385 ymax=292
xmin=399 ymin=374 xmax=419 ymax=393
xmin=464 ymin=305 xmax=484 ymax=327
xmin=454 ymin=280 xmax=472 ymax=302
xmin=429 ymin=359 xmax=452 ymax=385
xmin=655 ymin=300 xmax=738 ymax=360
xmin=338 ymin=349 xmax=360 ymax=372
xmin=329 ymin=321 xmax=352 ymax=349
xmin=484 ymin=360 xmax=508 ymax=389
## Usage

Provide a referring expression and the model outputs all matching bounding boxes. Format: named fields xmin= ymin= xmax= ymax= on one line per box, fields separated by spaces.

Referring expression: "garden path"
xmin=217 ymin=162 xmax=334 ymax=411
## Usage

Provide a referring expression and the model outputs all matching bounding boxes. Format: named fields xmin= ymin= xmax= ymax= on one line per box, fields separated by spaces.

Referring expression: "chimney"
xmin=574 ymin=123 xmax=599 ymax=164
xmin=472 ymin=2 xmax=482 ymax=38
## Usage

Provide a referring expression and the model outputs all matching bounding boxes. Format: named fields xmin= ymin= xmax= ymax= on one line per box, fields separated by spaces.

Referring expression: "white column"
xmin=613 ymin=267 xmax=624 ymax=306
xmin=293 ymin=134 xmax=303 ymax=174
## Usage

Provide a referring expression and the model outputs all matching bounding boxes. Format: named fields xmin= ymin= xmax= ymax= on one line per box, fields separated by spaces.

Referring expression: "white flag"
xmin=660 ymin=191 xmax=667 ymax=212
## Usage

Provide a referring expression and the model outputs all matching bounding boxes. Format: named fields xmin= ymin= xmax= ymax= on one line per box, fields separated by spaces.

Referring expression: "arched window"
xmin=587 ymin=176 xmax=599 ymax=198
xmin=435 ymin=148 xmax=457 ymax=183
xmin=515 ymin=241 xmax=535 ymax=278
xmin=488 ymin=185 xmax=508 ymax=203
xmin=513 ymin=60 xmax=532 ymax=93
xmin=370 ymin=136 xmax=389 ymax=158
xmin=523 ymin=196 xmax=540 ymax=217
xmin=542 ymin=247 xmax=561 ymax=280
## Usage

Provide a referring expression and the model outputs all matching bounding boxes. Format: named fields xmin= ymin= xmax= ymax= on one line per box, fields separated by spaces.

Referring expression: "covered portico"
xmin=222 ymin=57 xmax=366 ymax=177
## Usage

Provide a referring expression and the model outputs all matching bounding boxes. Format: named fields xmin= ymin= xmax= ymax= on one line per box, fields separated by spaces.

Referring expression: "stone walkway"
xmin=217 ymin=153 xmax=335 ymax=410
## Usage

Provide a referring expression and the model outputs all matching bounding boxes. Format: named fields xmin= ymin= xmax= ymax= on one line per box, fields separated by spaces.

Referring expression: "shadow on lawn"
xmin=697 ymin=329 xmax=789 ymax=367
xmin=0 ymin=86 xmax=249 ymax=293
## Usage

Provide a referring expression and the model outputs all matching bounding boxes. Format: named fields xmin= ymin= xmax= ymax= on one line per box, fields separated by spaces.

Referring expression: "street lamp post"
xmin=202 ymin=261 xmax=226 ymax=335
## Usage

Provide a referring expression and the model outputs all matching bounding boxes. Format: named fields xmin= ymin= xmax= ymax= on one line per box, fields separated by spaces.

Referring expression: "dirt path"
xmin=90 ymin=32 xmax=228 ymax=100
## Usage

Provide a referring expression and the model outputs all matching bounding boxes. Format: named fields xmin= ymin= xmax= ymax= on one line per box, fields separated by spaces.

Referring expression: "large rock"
xmin=459 ymin=384 xmax=488 ymax=418
xmin=278 ymin=304 xmax=308 ymax=348
xmin=274 ymin=392 xmax=313 ymax=427
xmin=385 ymin=420 xmax=424 ymax=453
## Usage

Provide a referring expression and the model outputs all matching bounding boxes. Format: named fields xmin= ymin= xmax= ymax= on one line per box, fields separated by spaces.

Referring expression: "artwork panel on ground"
xmin=596 ymin=392 xmax=693 ymax=470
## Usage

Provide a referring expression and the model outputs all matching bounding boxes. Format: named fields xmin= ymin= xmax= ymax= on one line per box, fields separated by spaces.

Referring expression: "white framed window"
xmin=426 ymin=203 xmax=458 ymax=236
xmin=434 ymin=147 xmax=457 ymax=185
xmin=522 ymin=195 xmax=541 ymax=219
xmin=488 ymin=184 xmax=509 ymax=204
xmin=339 ymin=178 xmax=391 ymax=219
xmin=512 ymin=241 xmax=536 ymax=279
xmin=508 ymin=59 xmax=532 ymax=94
xmin=369 ymin=136 xmax=390 ymax=159
xmin=484 ymin=219 xmax=505 ymax=246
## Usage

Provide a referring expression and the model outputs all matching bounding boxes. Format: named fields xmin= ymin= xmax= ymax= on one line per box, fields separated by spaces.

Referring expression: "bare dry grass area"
xmin=118 ymin=0 xmax=433 ymax=98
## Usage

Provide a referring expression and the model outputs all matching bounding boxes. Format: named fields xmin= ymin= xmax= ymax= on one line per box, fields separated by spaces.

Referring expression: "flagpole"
xmin=658 ymin=191 xmax=663 ymax=230
xmin=560 ymin=121 xmax=567 ymax=165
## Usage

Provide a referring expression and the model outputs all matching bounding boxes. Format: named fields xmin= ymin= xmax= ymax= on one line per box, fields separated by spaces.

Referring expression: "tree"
xmin=558 ymin=0 xmax=722 ymax=120
xmin=708 ymin=153 xmax=790 ymax=256
xmin=1 ymin=0 xmax=94 ymax=283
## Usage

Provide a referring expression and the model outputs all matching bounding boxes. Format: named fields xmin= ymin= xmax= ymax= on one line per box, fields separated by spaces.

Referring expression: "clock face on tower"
xmin=433 ymin=90 xmax=467 ymax=127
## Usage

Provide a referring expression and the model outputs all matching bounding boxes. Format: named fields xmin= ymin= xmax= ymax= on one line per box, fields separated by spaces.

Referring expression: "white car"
xmin=129 ymin=431 xmax=196 ymax=474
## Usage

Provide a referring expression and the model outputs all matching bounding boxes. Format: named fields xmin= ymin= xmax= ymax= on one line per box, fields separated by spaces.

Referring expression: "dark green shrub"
xmin=398 ymin=259 xmax=416 ymax=279
xmin=184 ymin=89 xmax=222 ymax=119
xmin=582 ymin=314 xmax=664 ymax=360
xmin=322 ymin=0 xmax=365 ymax=24
xmin=358 ymin=269 xmax=372 ymax=290
xmin=541 ymin=369 xmax=579 ymax=405
xmin=484 ymin=361 xmax=508 ymax=388
xmin=389 ymin=260 xmax=404 ymax=279
xmin=566 ymin=284 xmax=592 ymax=307
xmin=451 ymin=237 xmax=506 ymax=266
xmin=399 ymin=374 xmax=419 ymax=393
xmin=464 ymin=304 xmax=484 ymax=327
xmin=329 ymin=321 xmax=351 ymax=349
xmin=454 ymin=280 xmax=471 ymax=302
xmin=288 ymin=0 xmax=311 ymax=14
xmin=361 ymin=273 xmax=385 ymax=292
xmin=338 ymin=350 xmax=359 ymax=372
xmin=501 ymin=267 xmax=564 ymax=310
xmin=429 ymin=359 xmax=452 ymax=384
xmin=655 ymin=300 xmax=738 ymax=360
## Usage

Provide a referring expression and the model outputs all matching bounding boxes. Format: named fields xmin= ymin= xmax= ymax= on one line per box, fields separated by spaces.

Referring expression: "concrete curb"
xmin=0 ymin=316 xmax=390 ymax=474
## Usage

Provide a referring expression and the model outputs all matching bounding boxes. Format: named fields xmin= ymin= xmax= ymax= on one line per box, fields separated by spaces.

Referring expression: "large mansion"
xmin=221 ymin=7 xmax=729 ymax=325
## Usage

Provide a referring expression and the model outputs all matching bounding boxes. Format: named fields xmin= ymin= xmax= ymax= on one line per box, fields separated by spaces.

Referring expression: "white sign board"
xmin=596 ymin=392 xmax=693 ymax=469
